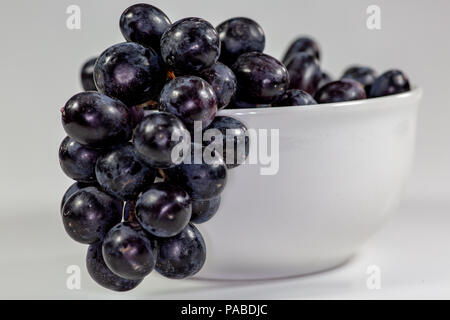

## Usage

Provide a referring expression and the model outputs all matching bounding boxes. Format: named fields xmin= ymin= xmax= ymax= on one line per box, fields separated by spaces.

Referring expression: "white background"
xmin=0 ymin=0 xmax=449 ymax=299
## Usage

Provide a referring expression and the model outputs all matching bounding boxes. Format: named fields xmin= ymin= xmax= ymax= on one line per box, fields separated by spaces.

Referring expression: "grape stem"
xmin=134 ymin=100 xmax=159 ymax=110
xmin=167 ymin=70 xmax=176 ymax=80
xmin=158 ymin=169 xmax=167 ymax=181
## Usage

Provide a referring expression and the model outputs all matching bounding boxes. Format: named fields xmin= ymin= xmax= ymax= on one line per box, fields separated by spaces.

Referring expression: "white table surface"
xmin=1 ymin=192 xmax=448 ymax=300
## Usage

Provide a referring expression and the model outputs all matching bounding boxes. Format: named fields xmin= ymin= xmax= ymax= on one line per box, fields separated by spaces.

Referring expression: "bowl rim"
xmin=218 ymin=87 xmax=423 ymax=116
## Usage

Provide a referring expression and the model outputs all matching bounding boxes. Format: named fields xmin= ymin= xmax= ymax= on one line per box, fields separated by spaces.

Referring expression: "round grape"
xmin=216 ymin=17 xmax=265 ymax=65
xmin=164 ymin=144 xmax=227 ymax=200
xmin=273 ymin=89 xmax=317 ymax=107
xmin=81 ymin=57 xmax=97 ymax=91
xmin=94 ymin=42 xmax=166 ymax=106
xmin=315 ymin=79 xmax=367 ymax=103
xmin=120 ymin=4 xmax=171 ymax=51
xmin=159 ymin=76 xmax=218 ymax=131
xmin=156 ymin=224 xmax=206 ymax=279
xmin=285 ymin=52 xmax=321 ymax=95
xmin=282 ymin=36 xmax=320 ymax=64
xmin=102 ymin=222 xmax=156 ymax=280
xmin=59 ymin=136 xmax=103 ymax=183
xmin=199 ymin=62 xmax=237 ymax=109
xmin=61 ymin=186 xmax=122 ymax=244
xmin=191 ymin=197 xmax=221 ymax=224
xmin=95 ymin=143 xmax=157 ymax=201
xmin=232 ymin=52 xmax=289 ymax=104
xmin=203 ymin=116 xmax=249 ymax=169
xmin=61 ymin=92 xmax=132 ymax=148
xmin=87 ymin=243 xmax=142 ymax=292
xmin=136 ymin=182 xmax=192 ymax=237
xmin=160 ymin=17 xmax=220 ymax=74
xmin=133 ymin=112 xmax=190 ymax=169
xmin=342 ymin=65 xmax=377 ymax=95
xmin=60 ymin=182 xmax=91 ymax=213
xmin=369 ymin=69 xmax=410 ymax=98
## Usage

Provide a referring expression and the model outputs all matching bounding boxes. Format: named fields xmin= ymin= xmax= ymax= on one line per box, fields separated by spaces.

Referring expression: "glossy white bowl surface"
xmin=196 ymin=88 xmax=422 ymax=280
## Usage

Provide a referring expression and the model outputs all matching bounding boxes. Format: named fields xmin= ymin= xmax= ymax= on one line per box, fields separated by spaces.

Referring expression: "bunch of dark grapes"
xmin=281 ymin=37 xmax=411 ymax=104
xmin=60 ymin=4 xmax=251 ymax=292
xmin=60 ymin=3 xmax=412 ymax=292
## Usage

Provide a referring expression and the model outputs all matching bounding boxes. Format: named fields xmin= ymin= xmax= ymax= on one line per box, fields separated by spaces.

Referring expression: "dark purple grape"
xmin=86 ymin=242 xmax=142 ymax=292
xmin=227 ymin=96 xmax=271 ymax=109
xmin=315 ymin=79 xmax=367 ymax=103
xmin=160 ymin=17 xmax=220 ymax=74
xmin=342 ymin=65 xmax=377 ymax=95
xmin=273 ymin=89 xmax=317 ymax=107
xmin=159 ymin=76 xmax=217 ymax=131
xmin=95 ymin=144 xmax=156 ymax=201
xmin=120 ymin=4 xmax=171 ymax=51
xmin=199 ymin=62 xmax=236 ymax=109
xmin=61 ymin=186 xmax=122 ymax=244
xmin=60 ymin=182 xmax=91 ymax=212
xmin=216 ymin=17 xmax=265 ymax=65
xmin=232 ymin=52 xmax=289 ymax=104
xmin=61 ymin=92 xmax=132 ymax=148
xmin=81 ymin=57 xmax=97 ymax=91
xmin=318 ymin=71 xmax=333 ymax=90
xmin=136 ymin=182 xmax=191 ymax=238
xmin=155 ymin=224 xmax=206 ymax=279
xmin=133 ymin=112 xmax=190 ymax=169
xmin=102 ymin=222 xmax=156 ymax=280
xmin=285 ymin=52 xmax=321 ymax=95
xmin=59 ymin=136 xmax=103 ymax=183
xmin=203 ymin=116 xmax=249 ymax=169
xmin=369 ymin=69 xmax=410 ymax=98
xmin=94 ymin=42 xmax=166 ymax=106
xmin=191 ymin=197 xmax=220 ymax=224
xmin=164 ymin=144 xmax=227 ymax=200
xmin=129 ymin=105 xmax=144 ymax=128
xmin=282 ymin=36 xmax=320 ymax=64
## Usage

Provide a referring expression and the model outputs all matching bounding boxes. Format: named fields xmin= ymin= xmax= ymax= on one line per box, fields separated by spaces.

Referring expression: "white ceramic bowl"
xmin=196 ymin=88 xmax=422 ymax=280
